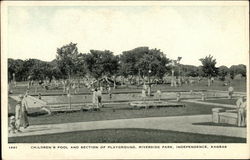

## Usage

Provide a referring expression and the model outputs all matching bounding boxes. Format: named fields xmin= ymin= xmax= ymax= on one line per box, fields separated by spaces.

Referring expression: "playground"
xmin=8 ymin=78 xmax=247 ymax=143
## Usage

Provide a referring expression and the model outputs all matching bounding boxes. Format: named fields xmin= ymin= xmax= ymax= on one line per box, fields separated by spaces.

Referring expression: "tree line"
xmin=8 ymin=42 xmax=246 ymax=82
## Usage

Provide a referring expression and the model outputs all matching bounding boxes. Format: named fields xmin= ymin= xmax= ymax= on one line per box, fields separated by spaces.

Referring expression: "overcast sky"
xmin=7 ymin=4 xmax=248 ymax=67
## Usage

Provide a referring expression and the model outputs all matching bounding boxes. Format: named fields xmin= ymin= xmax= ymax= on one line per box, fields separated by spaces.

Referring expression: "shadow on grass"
xmin=9 ymin=128 xmax=246 ymax=143
xmin=192 ymin=122 xmax=239 ymax=128
xmin=28 ymin=112 xmax=48 ymax=117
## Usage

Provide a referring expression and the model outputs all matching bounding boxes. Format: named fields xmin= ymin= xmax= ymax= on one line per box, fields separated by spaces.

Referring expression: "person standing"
xmin=92 ymin=88 xmax=97 ymax=110
xmin=228 ymin=86 xmax=234 ymax=99
xmin=142 ymin=89 xmax=146 ymax=102
xmin=15 ymin=99 xmax=22 ymax=132
xmin=237 ymin=96 xmax=247 ymax=127
xmin=96 ymin=88 xmax=103 ymax=109
xmin=20 ymin=94 xmax=29 ymax=128
xmin=108 ymin=85 xmax=112 ymax=100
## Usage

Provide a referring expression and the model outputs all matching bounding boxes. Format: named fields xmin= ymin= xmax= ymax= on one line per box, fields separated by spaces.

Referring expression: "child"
xmin=9 ymin=116 xmax=16 ymax=134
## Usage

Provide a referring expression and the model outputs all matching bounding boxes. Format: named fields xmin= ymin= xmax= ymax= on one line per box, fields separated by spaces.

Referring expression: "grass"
xmin=9 ymin=79 xmax=246 ymax=96
xmin=203 ymin=99 xmax=237 ymax=105
xmin=8 ymin=128 xmax=246 ymax=143
xmin=8 ymin=102 xmax=227 ymax=126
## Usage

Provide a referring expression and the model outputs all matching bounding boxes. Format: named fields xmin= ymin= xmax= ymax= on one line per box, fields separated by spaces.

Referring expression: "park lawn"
xmin=21 ymin=102 xmax=225 ymax=126
xmin=8 ymin=128 xmax=246 ymax=143
xmin=202 ymin=99 xmax=237 ymax=105
xmin=9 ymin=79 xmax=246 ymax=96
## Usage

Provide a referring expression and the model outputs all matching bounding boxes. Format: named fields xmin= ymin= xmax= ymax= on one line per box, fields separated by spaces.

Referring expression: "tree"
xmin=119 ymin=47 xmax=170 ymax=80
xmin=84 ymin=50 xmax=119 ymax=80
xmin=8 ymin=58 xmax=24 ymax=82
xmin=199 ymin=55 xmax=218 ymax=78
xmin=218 ymin=65 xmax=229 ymax=81
xmin=56 ymin=42 xmax=79 ymax=79
xmin=119 ymin=47 xmax=148 ymax=78
xmin=229 ymin=64 xmax=246 ymax=79
xmin=135 ymin=48 xmax=170 ymax=79
xmin=181 ymin=65 xmax=200 ymax=77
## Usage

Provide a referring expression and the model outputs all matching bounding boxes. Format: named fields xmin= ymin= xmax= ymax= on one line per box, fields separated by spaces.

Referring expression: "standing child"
xmin=9 ymin=116 xmax=16 ymax=134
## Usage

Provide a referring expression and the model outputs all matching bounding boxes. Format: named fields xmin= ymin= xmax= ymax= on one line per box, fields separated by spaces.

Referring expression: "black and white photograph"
xmin=1 ymin=1 xmax=249 ymax=159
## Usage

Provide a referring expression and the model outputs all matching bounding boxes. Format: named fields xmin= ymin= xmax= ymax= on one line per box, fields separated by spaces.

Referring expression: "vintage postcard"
xmin=1 ymin=1 xmax=249 ymax=159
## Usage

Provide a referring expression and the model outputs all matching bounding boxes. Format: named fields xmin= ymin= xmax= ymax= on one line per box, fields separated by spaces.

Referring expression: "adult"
xmin=141 ymin=89 xmax=146 ymax=101
xmin=237 ymin=97 xmax=247 ymax=127
xmin=108 ymin=85 xmax=112 ymax=99
xmin=96 ymin=88 xmax=103 ymax=108
xmin=15 ymin=98 xmax=22 ymax=132
xmin=92 ymin=89 xmax=98 ymax=110
xmin=228 ymin=86 xmax=234 ymax=99
xmin=20 ymin=94 xmax=29 ymax=128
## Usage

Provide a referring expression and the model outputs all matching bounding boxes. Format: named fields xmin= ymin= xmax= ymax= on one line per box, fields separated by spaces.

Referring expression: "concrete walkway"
xmin=183 ymin=99 xmax=236 ymax=108
xmin=9 ymin=114 xmax=246 ymax=138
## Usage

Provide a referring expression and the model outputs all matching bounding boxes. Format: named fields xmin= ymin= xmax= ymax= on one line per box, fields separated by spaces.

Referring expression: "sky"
xmin=7 ymin=4 xmax=248 ymax=67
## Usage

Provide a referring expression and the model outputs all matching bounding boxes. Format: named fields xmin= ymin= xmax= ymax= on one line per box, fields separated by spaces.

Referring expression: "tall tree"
xmin=120 ymin=47 xmax=170 ymax=79
xmin=8 ymin=58 xmax=24 ymax=81
xmin=84 ymin=50 xmax=119 ymax=80
xmin=218 ymin=65 xmax=229 ymax=80
xmin=199 ymin=55 xmax=218 ymax=78
xmin=229 ymin=64 xmax=246 ymax=79
xmin=56 ymin=42 xmax=79 ymax=79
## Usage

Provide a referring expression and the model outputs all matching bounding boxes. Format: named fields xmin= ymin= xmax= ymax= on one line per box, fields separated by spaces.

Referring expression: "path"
xmin=182 ymin=99 xmax=236 ymax=108
xmin=9 ymin=115 xmax=246 ymax=138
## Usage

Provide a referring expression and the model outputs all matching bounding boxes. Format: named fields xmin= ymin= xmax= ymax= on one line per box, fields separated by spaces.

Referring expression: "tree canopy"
xmin=8 ymin=43 xmax=246 ymax=82
xmin=199 ymin=55 xmax=218 ymax=78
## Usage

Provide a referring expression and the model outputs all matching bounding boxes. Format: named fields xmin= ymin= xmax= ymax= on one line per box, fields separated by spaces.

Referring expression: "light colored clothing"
xmin=238 ymin=101 xmax=246 ymax=127
xmin=96 ymin=90 xmax=102 ymax=108
xmin=21 ymin=99 xmax=29 ymax=128
xmin=96 ymin=90 xmax=102 ymax=97
xmin=15 ymin=104 xmax=21 ymax=120
xmin=15 ymin=103 xmax=21 ymax=130
xmin=92 ymin=91 xmax=97 ymax=104
xmin=228 ymin=86 xmax=234 ymax=92
xmin=236 ymin=98 xmax=243 ymax=108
